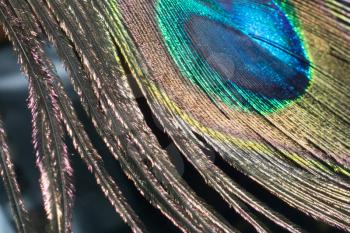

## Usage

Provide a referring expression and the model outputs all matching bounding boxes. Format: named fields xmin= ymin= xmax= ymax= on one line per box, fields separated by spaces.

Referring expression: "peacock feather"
xmin=0 ymin=0 xmax=349 ymax=232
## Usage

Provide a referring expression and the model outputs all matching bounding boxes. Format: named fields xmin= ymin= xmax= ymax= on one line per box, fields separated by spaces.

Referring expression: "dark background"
xmin=0 ymin=32 xmax=346 ymax=233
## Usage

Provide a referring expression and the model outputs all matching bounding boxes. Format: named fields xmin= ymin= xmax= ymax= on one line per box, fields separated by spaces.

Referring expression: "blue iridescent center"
xmin=156 ymin=0 xmax=311 ymax=113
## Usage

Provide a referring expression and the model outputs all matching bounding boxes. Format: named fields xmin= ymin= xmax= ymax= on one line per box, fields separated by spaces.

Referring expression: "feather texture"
xmin=0 ymin=0 xmax=349 ymax=232
xmin=0 ymin=1 xmax=73 ymax=232
xmin=23 ymin=1 xmax=147 ymax=232
xmin=0 ymin=114 xmax=32 ymax=233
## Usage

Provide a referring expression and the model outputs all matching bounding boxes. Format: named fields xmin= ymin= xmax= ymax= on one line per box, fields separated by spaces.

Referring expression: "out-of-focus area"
xmin=0 ymin=31 xmax=4 ymax=43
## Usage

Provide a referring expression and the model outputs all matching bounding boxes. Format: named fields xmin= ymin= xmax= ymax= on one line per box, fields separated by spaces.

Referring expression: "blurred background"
xmin=0 ymin=29 xmax=346 ymax=233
